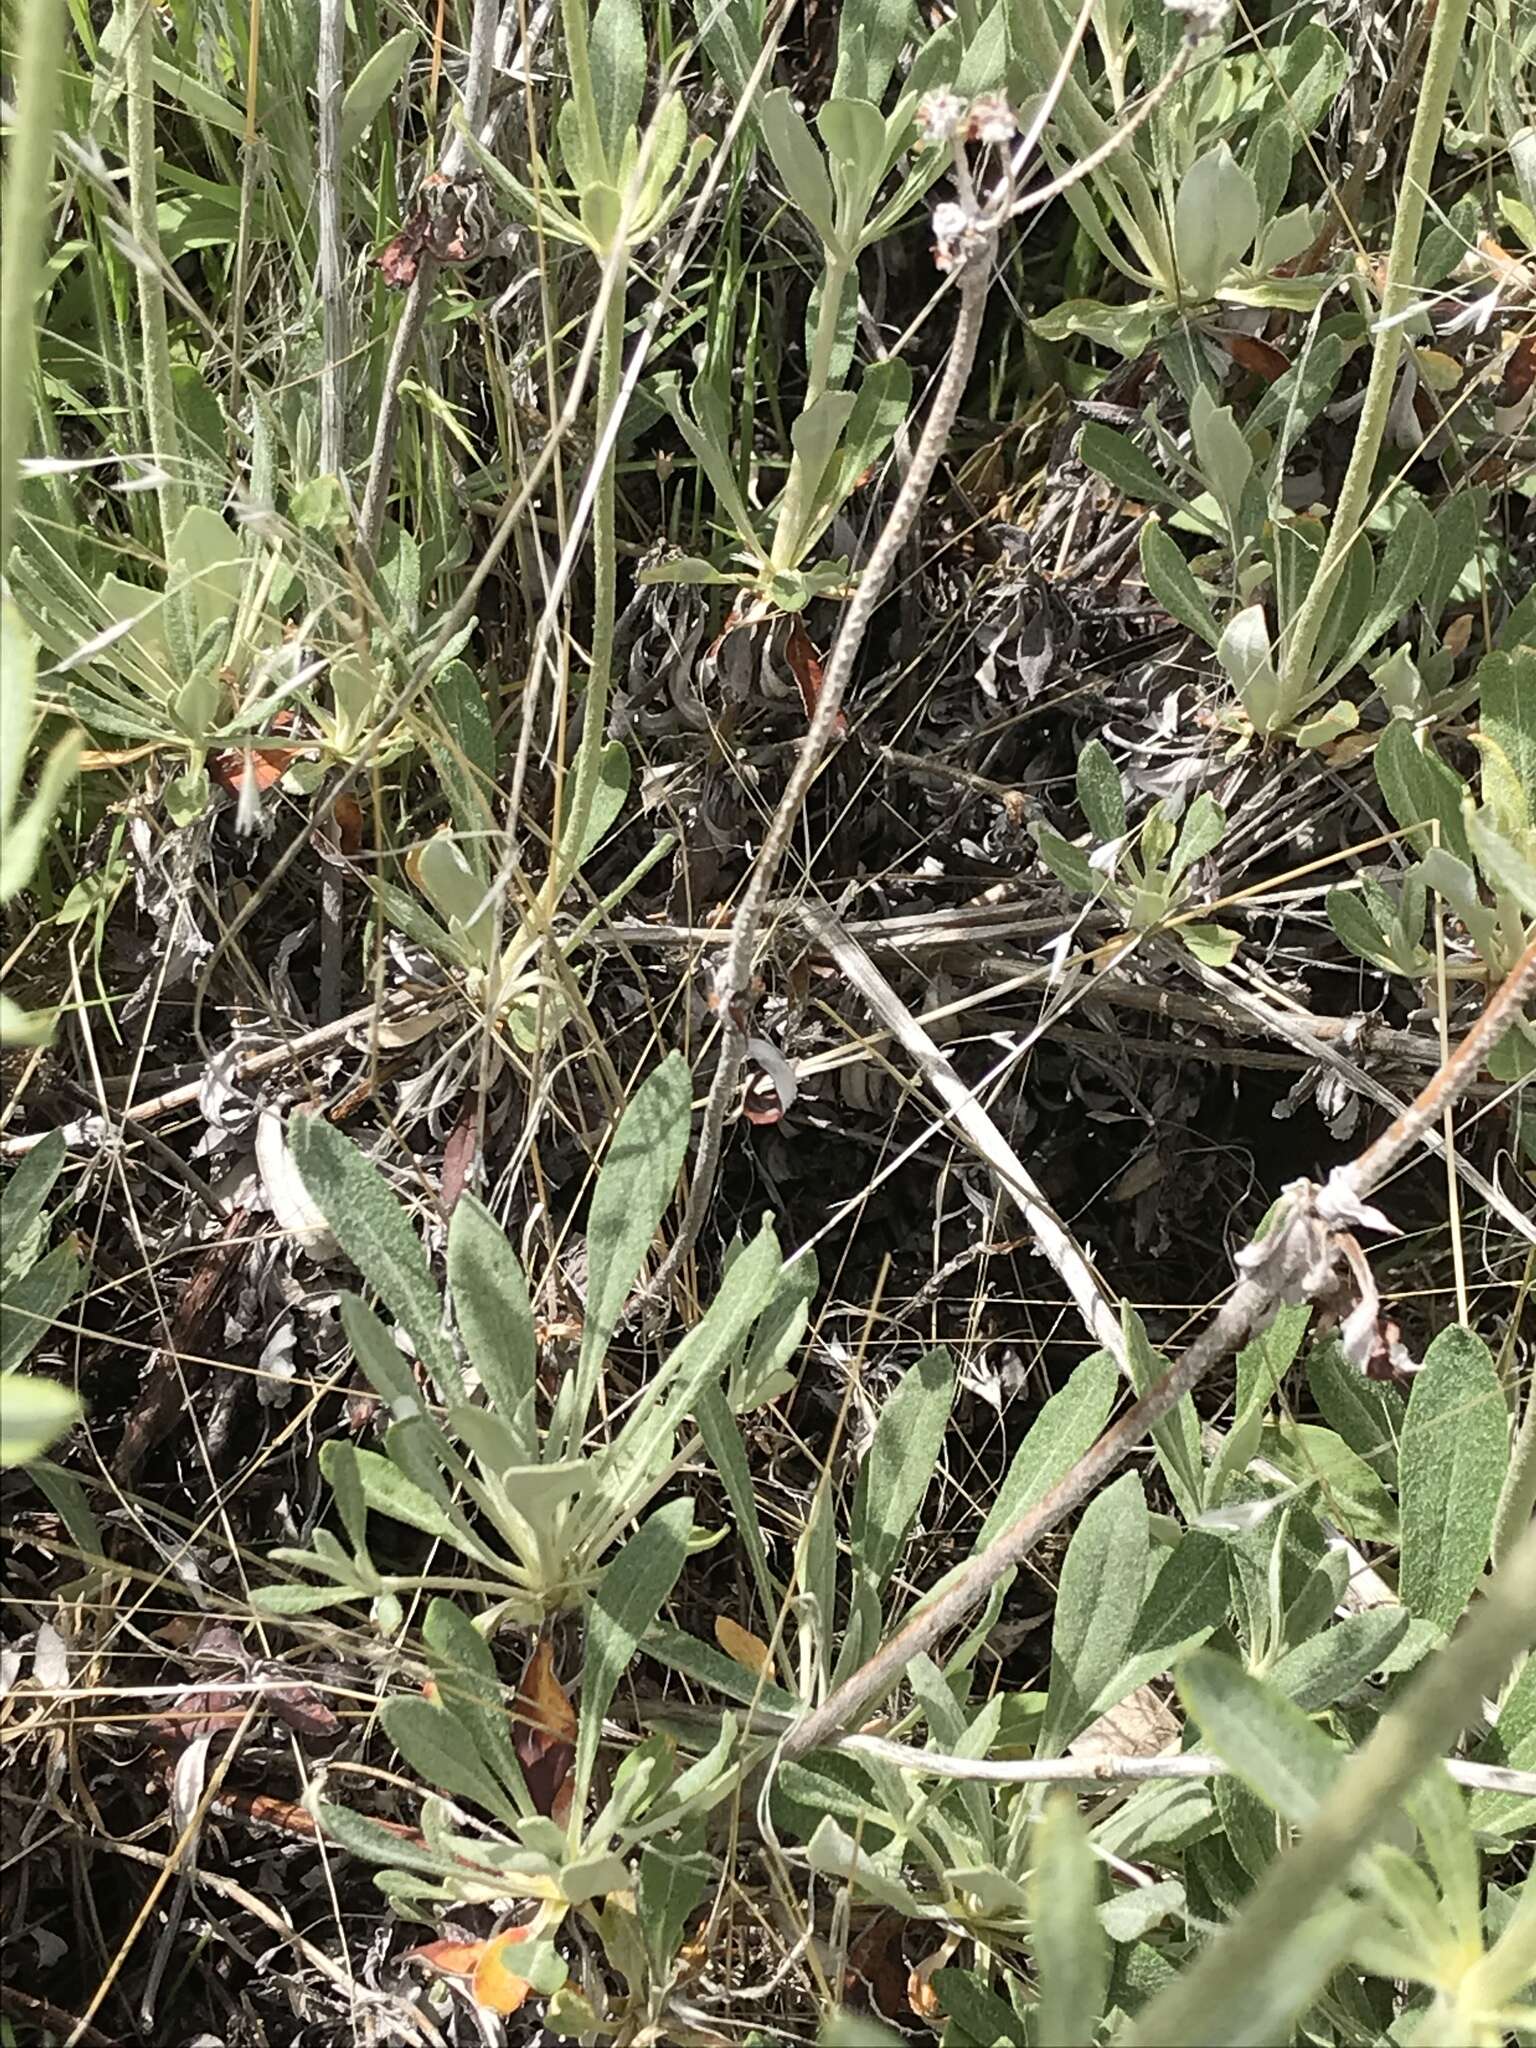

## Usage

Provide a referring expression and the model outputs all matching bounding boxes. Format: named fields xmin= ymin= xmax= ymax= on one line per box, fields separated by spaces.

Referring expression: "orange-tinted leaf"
xmin=406 ymin=1936 xmax=489 ymax=1978
xmin=334 ymin=793 xmax=364 ymax=854
xmin=714 ymin=1615 xmax=775 ymax=1679
xmin=515 ymin=1636 xmax=576 ymax=1821
xmin=210 ymin=744 xmax=302 ymax=794
xmin=471 ymin=1927 xmax=534 ymax=2014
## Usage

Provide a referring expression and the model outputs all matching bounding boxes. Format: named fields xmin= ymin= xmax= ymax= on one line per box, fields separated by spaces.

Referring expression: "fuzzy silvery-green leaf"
xmin=0 ymin=602 xmax=80 ymax=910
xmin=850 ymin=1346 xmax=953 ymax=1598
xmin=1328 ymin=496 xmax=1437 ymax=684
xmin=1478 ymin=646 xmax=1536 ymax=821
xmin=1075 ymin=737 xmax=1125 ymax=842
xmin=589 ymin=0 xmax=646 ymax=167
xmin=1175 ymin=145 xmax=1259 ymax=300
xmin=1189 ymin=385 xmax=1255 ymax=553
xmin=1306 ymin=1339 xmax=1403 ymax=1483
xmin=566 ymin=1051 xmax=692 ymax=1444
xmin=422 ymin=1598 xmax=530 ymax=1812
xmin=1376 ymin=720 xmax=1474 ymax=864
xmin=448 ymin=1194 xmax=537 ymax=1460
xmin=973 ymin=1350 xmax=1120 ymax=1554
xmin=1035 ymin=298 xmax=1162 ymax=356
xmin=1031 ymin=1797 xmax=1107 ymax=2044
xmin=635 ymin=553 xmax=740 ymax=588
xmin=1187 ymin=921 xmax=1245 ymax=966
xmin=1259 ymin=1421 xmax=1399 ymax=1544
xmin=1140 ymin=520 xmax=1221 ymax=646
xmin=1218 ymin=605 xmax=1281 ymax=729
xmin=574 ymin=1496 xmax=693 ymax=1806
xmin=652 ymin=374 xmax=761 ymax=553
xmin=1034 ymin=823 xmax=1099 ymax=897
xmin=1399 ymin=1324 xmax=1507 ymax=1631
xmin=0 ymin=1130 xmax=67 ymax=1290
xmin=1178 ymin=1650 xmax=1343 ymax=1823
xmin=290 ymin=1116 xmax=464 ymax=1401
xmin=1038 ymin=1471 xmax=1149 ymax=1757
xmin=636 ymin=1822 xmax=711 ymax=1978
xmin=1077 ymin=423 xmax=1184 ymax=513
xmin=1326 ymin=886 xmax=1398 ymax=972
xmin=760 ymin=89 xmax=838 ymax=248
xmin=1267 ymin=1607 xmax=1411 ymax=1713
xmin=805 ymin=1815 xmax=917 ymax=1915
xmin=931 ymin=1970 xmax=1028 ymax=2047
xmin=1169 ymin=792 xmax=1226 ymax=884
xmin=1124 ymin=1305 xmax=1203 ymax=1523
xmin=808 ymin=358 xmax=912 ymax=547
xmin=1468 ymin=806 xmax=1536 ymax=918
xmin=382 ymin=1693 xmax=523 ymax=1824
xmin=694 ymin=1383 xmax=776 ymax=1626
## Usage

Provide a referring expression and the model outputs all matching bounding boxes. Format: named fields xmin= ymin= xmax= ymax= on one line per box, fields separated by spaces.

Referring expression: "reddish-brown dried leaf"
xmin=1215 ymin=331 xmax=1290 ymax=383
xmin=514 ymin=1636 xmax=576 ymax=1822
xmin=1499 ymin=334 xmax=1536 ymax=408
xmin=785 ymin=619 xmax=847 ymax=736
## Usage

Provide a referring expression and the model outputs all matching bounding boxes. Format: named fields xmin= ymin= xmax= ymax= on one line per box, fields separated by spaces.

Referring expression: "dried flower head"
xmin=1161 ymin=0 xmax=1229 ymax=35
xmin=915 ymin=89 xmax=966 ymax=144
xmin=966 ymin=92 xmax=1017 ymax=146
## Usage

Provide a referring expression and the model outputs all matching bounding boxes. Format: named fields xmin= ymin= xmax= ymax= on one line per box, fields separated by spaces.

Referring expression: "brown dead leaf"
xmin=784 ymin=618 xmax=848 ymax=737
xmin=515 ymin=1635 xmax=576 ymax=1822
xmin=714 ymin=1614 xmax=775 ymax=1680
xmin=1214 ymin=331 xmax=1290 ymax=383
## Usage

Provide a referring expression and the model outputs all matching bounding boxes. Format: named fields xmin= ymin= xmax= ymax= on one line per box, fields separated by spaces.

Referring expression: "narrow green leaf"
xmin=1141 ymin=519 xmax=1221 ymax=646
xmin=1039 ymin=1471 xmax=1149 ymax=1757
xmin=589 ymin=0 xmax=647 ymax=167
xmin=448 ymin=1194 xmax=537 ymax=1460
xmin=575 ymin=1497 xmax=694 ymax=1806
xmin=290 ymin=1116 xmax=463 ymax=1402
xmin=1077 ymin=424 xmax=1183 ymax=513
xmin=569 ymin=1053 xmax=692 ymax=1442
xmin=850 ymin=1346 xmax=953 ymax=1596
xmin=340 ymin=28 xmax=416 ymax=155
xmin=1478 ymin=645 xmax=1536 ymax=821
xmin=1176 ymin=1649 xmax=1344 ymax=1822
xmin=1268 ymin=1607 xmax=1410 ymax=1712
xmin=1076 ymin=738 xmax=1126 ymax=842
xmin=0 ymin=1238 xmax=79 ymax=1374
xmin=759 ymin=89 xmax=837 ymax=247
xmin=1031 ymin=1794 xmax=1108 ymax=2047
xmin=1399 ymin=1324 xmax=1508 ymax=1630
xmin=1374 ymin=719 xmax=1473 ymax=866
xmin=1125 ymin=1306 xmax=1203 ymax=1522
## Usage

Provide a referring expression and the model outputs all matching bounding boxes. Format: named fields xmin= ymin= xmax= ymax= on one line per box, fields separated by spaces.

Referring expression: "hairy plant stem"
xmin=645 ymin=244 xmax=996 ymax=1303
xmin=1276 ymin=0 xmax=1474 ymax=704
xmin=777 ymin=934 xmax=1536 ymax=1761
xmin=123 ymin=0 xmax=194 ymax=673
xmin=554 ymin=265 xmax=627 ymax=887
xmin=315 ymin=0 xmax=347 ymax=481
xmin=0 ymin=0 xmax=65 ymax=572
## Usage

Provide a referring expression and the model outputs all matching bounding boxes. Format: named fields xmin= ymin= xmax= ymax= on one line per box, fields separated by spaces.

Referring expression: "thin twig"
xmin=646 ymin=245 xmax=997 ymax=1302
xmin=806 ymin=900 xmax=1127 ymax=1366
xmin=776 ymin=936 xmax=1536 ymax=1762
xmin=641 ymin=1702 xmax=1536 ymax=1796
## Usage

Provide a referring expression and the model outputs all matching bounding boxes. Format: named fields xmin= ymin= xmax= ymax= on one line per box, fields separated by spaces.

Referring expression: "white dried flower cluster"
xmin=915 ymin=88 xmax=1019 ymax=148
xmin=915 ymin=89 xmax=967 ymax=143
xmin=1161 ymin=0 xmax=1230 ymax=37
